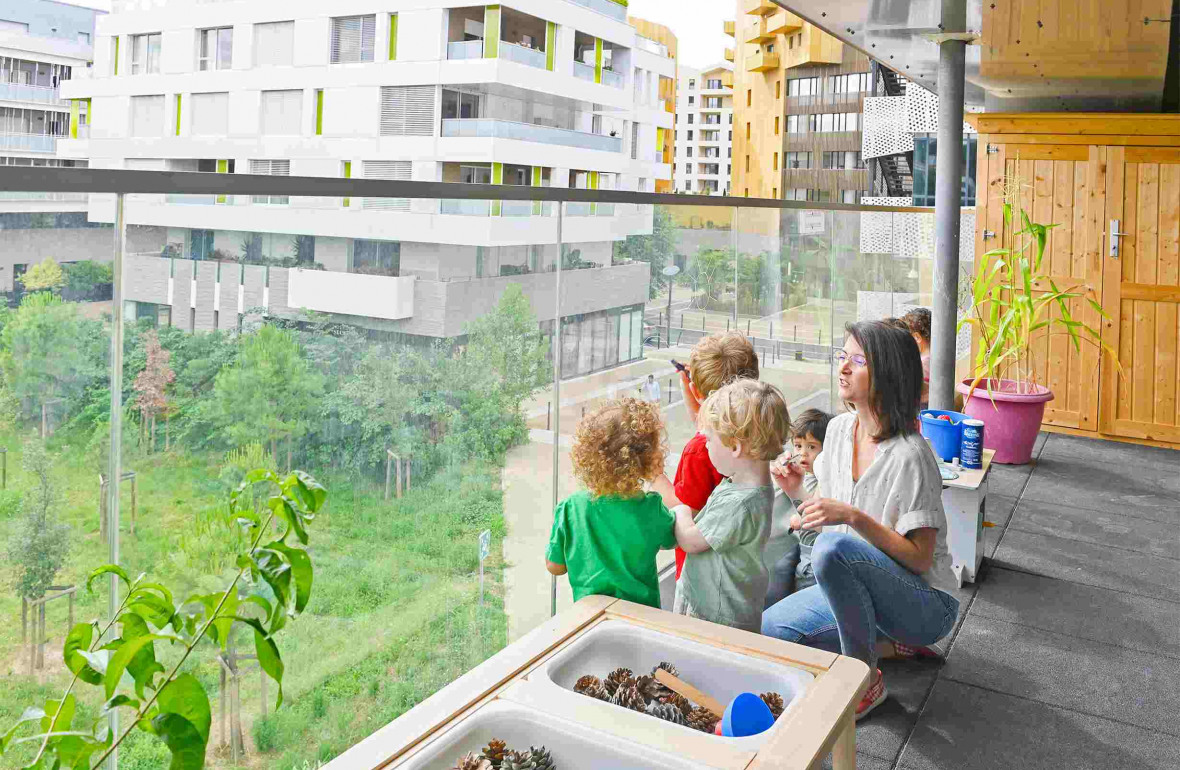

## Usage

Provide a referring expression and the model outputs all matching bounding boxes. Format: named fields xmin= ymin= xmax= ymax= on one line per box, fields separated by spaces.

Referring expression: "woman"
xmin=761 ymin=321 xmax=959 ymax=720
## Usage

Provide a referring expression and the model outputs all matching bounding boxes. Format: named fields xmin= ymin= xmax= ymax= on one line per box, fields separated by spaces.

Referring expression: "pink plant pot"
xmin=956 ymin=379 xmax=1054 ymax=465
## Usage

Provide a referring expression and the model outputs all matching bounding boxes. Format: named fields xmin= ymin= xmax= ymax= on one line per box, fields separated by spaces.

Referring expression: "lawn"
xmin=0 ymin=425 xmax=508 ymax=769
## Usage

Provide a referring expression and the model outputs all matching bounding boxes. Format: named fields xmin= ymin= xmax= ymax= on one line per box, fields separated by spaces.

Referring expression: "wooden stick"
xmin=653 ymin=668 xmax=726 ymax=717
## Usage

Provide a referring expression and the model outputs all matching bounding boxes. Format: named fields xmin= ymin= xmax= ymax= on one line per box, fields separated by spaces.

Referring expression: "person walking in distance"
xmin=640 ymin=374 xmax=662 ymax=405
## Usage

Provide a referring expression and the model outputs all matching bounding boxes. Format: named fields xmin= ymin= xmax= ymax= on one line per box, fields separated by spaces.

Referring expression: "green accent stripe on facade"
xmin=315 ymin=90 xmax=324 ymax=135
xmin=484 ymin=6 xmax=501 ymax=59
xmin=491 ymin=162 xmax=503 ymax=216
xmin=594 ymin=38 xmax=603 ymax=83
xmin=545 ymin=22 xmax=556 ymax=71
xmin=70 ymin=100 xmax=79 ymax=138
xmin=389 ymin=14 xmax=398 ymax=60
xmin=343 ymin=161 xmax=352 ymax=207
xmin=531 ymin=166 xmax=542 ymax=214
xmin=113 ymin=36 xmax=119 ymax=75
xmin=175 ymin=94 xmax=182 ymax=136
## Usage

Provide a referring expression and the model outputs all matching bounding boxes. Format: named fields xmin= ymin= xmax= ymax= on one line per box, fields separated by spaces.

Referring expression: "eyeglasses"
xmin=832 ymin=350 xmax=868 ymax=368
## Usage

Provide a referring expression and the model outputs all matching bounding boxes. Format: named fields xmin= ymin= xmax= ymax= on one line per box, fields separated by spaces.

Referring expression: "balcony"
xmin=601 ymin=68 xmax=624 ymax=89
xmin=766 ymin=9 xmax=803 ymax=34
xmin=746 ymin=17 xmax=775 ymax=44
xmin=498 ymin=40 xmax=546 ymax=69
xmin=741 ymin=0 xmax=780 ymax=15
xmin=747 ymin=50 xmax=780 ymax=72
xmin=447 ymin=40 xmax=484 ymax=59
xmin=566 ymin=0 xmax=627 ymax=22
xmin=724 ymin=47 xmax=735 ymax=62
xmin=287 ymin=268 xmax=415 ymax=321
xmin=0 ymin=133 xmax=57 ymax=152
xmin=572 ymin=60 xmax=595 ymax=82
xmin=0 ymin=82 xmax=66 ymax=105
xmin=442 ymin=118 xmax=622 ymax=153
xmin=723 ymin=19 xmax=735 ymax=36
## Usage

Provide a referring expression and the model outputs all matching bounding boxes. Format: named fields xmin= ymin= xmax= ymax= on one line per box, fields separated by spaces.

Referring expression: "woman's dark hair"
xmin=901 ymin=307 xmax=932 ymax=344
xmin=844 ymin=320 xmax=923 ymax=440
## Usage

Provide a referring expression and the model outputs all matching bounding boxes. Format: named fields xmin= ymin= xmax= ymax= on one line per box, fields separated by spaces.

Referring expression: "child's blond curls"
xmin=571 ymin=397 xmax=667 ymax=498
xmin=697 ymin=379 xmax=791 ymax=461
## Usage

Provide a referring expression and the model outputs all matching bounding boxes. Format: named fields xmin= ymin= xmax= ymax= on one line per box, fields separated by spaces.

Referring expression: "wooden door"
xmin=1100 ymin=147 xmax=1180 ymax=442
xmin=975 ymin=141 xmax=1107 ymax=430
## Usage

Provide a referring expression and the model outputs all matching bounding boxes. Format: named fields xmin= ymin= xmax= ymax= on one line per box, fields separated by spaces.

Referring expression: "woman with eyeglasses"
xmin=761 ymin=321 xmax=959 ymax=720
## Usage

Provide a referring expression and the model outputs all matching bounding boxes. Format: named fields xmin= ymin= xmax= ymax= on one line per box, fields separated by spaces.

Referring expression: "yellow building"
xmin=726 ymin=0 xmax=872 ymax=205
xmin=628 ymin=17 xmax=678 ymax=193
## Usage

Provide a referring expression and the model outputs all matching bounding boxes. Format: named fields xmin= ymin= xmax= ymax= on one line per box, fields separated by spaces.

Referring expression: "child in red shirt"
xmin=653 ymin=331 xmax=760 ymax=581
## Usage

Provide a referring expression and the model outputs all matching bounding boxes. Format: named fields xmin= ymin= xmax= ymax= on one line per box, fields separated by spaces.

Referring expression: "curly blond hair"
xmin=697 ymin=379 xmax=791 ymax=461
xmin=688 ymin=331 xmax=759 ymax=399
xmin=571 ymin=397 xmax=667 ymax=498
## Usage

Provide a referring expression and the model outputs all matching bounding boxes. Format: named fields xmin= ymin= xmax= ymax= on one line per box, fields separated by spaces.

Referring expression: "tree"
xmin=7 ymin=438 xmax=69 ymax=602
xmin=613 ymin=206 xmax=677 ymax=299
xmin=132 ymin=329 xmax=175 ymax=451
xmin=63 ymin=260 xmax=113 ymax=297
xmin=18 ymin=258 xmax=66 ymax=293
xmin=211 ymin=325 xmax=323 ymax=463
xmin=691 ymin=247 xmax=734 ymax=310
xmin=0 ymin=293 xmax=105 ymax=421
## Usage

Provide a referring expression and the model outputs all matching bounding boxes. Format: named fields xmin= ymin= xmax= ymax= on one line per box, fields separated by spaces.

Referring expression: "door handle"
xmin=1109 ymin=219 xmax=1130 ymax=259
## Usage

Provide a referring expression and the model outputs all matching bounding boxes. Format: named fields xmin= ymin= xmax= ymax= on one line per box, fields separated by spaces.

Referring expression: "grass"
xmin=0 ymin=425 xmax=508 ymax=769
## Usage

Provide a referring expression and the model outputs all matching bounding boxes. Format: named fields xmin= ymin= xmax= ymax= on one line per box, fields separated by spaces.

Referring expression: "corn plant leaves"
xmin=63 ymin=623 xmax=103 ymax=686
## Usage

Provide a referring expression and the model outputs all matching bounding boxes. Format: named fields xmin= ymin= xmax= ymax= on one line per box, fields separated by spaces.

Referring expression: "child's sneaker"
xmin=855 ymin=669 xmax=887 ymax=720
xmin=892 ymin=642 xmax=945 ymax=660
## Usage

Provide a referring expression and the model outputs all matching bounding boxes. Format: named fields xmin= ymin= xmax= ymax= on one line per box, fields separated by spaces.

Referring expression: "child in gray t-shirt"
xmin=672 ymin=379 xmax=791 ymax=634
xmin=765 ymin=409 xmax=831 ymax=608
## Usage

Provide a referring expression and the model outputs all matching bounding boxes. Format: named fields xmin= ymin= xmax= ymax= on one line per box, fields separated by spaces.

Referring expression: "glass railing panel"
xmin=441 ymin=197 xmax=492 ymax=216
xmin=0 ymin=134 xmax=58 ymax=152
xmin=498 ymin=40 xmax=546 ymax=69
xmin=446 ymin=39 xmax=483 ymax=59
xmin=572 ymin=61 xmax=595 ymax=82
xmin=0 ymin=82 xmax=65 ymax=104
xmin=601 ymin=68 xmax=624 ymax=89
xmin=567 ymin=0 xmax=628 ymax=21
xmin=441 ymin=117 xmax=622 ymax=153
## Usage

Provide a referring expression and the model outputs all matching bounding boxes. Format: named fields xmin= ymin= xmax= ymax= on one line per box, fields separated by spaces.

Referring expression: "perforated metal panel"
xmin=861 ymin=96 xmax=913 ymax=159
xmin=905 ymin=87 xmax=975 ymax=134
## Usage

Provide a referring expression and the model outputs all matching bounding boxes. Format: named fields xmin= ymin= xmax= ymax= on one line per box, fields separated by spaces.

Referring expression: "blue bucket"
xmin=920 ymin=409 xmax=969 ymax=462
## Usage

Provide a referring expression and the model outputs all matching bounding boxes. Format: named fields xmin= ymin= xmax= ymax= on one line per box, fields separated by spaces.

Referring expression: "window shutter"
xmin=254 ymin=21 xmax=294 ymax=67
xmin=191 ymin=92 xmax=228 ymax=136
xmin=362 ymin=160 xmax=411 ymax=211
xmin=130 ymin=95 xmax=165 ymax=137
xmin=249 ymin=159 xmax=291 ymax=205
xmin=331 ymin=15 xmax=375 ymax=63
xmin=260 ymin=90 xmax=303 ymax=135
xmin=379 ymin=86 xmax=435 ymax=136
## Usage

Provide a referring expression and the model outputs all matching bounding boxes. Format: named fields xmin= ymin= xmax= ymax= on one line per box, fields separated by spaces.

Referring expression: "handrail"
xmin=0 ymin=166 xmax=948 ymax=214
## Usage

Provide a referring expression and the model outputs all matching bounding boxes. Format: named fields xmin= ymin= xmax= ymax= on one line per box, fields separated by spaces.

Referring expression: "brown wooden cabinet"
xmin=971 ymin=114 xmax=1180 ymax=449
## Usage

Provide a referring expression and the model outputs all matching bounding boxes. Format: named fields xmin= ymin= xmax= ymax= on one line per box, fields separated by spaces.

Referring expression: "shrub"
xmin=6 ymin=439 xmax=69 ymax=601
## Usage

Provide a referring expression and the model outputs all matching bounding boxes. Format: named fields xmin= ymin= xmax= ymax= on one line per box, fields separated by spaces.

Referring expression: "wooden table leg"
xmin=831 ymin=713 xmax=857 ymax=770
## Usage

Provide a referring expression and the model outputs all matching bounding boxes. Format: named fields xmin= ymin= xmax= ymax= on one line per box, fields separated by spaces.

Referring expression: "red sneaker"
xmin=855 ymin=669 xmax=887 ymax=721
xmin=892 ymin=642 xmax=944 ymax=660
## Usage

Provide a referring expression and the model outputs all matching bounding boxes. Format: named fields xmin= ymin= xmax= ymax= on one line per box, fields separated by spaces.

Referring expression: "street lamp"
xmin=662 ymin=264 xmax=680 ymax=349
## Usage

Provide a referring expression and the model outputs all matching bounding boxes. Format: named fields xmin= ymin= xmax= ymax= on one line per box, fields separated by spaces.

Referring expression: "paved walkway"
xmin=837 ymin=432 xmax=1180 ymax=770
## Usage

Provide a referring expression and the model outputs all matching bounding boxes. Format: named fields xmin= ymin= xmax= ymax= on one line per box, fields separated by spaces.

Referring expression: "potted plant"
xmin=958 ymin=199 xmax=1120 ymax=464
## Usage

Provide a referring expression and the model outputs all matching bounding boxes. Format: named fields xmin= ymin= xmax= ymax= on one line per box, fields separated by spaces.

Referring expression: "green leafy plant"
xmin=0 ymin=468 xmax=326 ymax=770
xmin=7 ymin=438 xmax=69 ymax=602
xmin=960 ymin=193 xmax=1121 ymax=400
xmin=18 ymin=258 xmax=66 ymax=293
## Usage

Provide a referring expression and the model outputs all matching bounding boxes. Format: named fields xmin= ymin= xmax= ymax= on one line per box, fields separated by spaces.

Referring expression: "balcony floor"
xmin=839 ymin=432 xmax=1180 ymax=770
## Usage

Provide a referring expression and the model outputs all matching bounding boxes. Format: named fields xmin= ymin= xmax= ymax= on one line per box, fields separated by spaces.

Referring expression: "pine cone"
xmin=579 ymin=681 xmax=610 ymax=702
xmin=661 ymin=692 xmax=693 ymax=718
xmin=610 ymin=682 xmax=646 ymax=713
xmin=454 ymin=752 xmax=493 ymax=770
xmin=646 ymin=701 xmax=689 ymax=726
xmin=760 ymin=692 xmax=785 ymax=719
xmin=634 ymin=674 xmax=661 ymax=704
xmin=526 ymin=746 xmax=555 ymax=770
xmin=687 ymin=706 xmax=720 ymax=733
xmin=653 ymin=661 xmax=679 ymax=678
xmin=603 ymin=667 xmax=633 ymax=696
xmin=500 ymin=751 xmax=535 ymax=770
xmin=573 ymin=674 xmax=601 ymax=695
xmin=482 ymin=739 xmax=508 ymax=769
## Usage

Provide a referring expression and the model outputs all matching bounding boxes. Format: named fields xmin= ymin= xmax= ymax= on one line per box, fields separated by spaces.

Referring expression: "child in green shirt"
xmin=546 ymin=397 xmax=677 ymax=609
xmin=673 ymin=379 xmax=792 ymax=633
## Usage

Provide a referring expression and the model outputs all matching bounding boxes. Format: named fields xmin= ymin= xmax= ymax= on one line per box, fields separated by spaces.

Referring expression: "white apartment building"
xmin=59 ymin=0 xmax=676 ymax=378
xmin=0 ymin=0 xmax=110 ymax=295
xmin=674 ymin=62 xmax=732 ymax=195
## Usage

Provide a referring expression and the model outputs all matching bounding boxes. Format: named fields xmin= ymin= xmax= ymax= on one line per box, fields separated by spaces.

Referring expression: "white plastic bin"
xmin=395 ymin=700 xmax=717 ymax=770
xmin=532 ymin=620 xmax=814 ymax=749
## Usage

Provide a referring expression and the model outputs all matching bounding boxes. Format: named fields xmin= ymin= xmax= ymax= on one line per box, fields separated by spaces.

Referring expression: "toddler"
xmin=765 ymin=409 xmax=831 ymax=607
xmin=546 ymin=397 xmax=676 ymax=609
xmin=651 ymin=332 xmax=759 ymax=585
xmin=672 ymin=379 xmax=791 ymax=633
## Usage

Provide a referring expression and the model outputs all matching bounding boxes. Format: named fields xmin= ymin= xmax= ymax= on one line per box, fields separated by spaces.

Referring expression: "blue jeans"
xmin=761 ymin=532 xmax=959 ymax=668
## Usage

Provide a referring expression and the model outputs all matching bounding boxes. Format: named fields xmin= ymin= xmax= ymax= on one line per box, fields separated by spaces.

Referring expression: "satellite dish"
xmin=662 ymin=265 xmax=681 ymax=277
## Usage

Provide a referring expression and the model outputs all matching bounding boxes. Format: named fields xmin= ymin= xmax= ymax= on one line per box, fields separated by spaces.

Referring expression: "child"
xmin=902 ymin=308 xmax=932 ymax=409
xmin=652 ymin=332 xmax=759 ymax=587
xmin=765 ymin=409 xmax=831 ymax=607
xmin=672 ymin=379 xmax=791 ymax=633
xmin=546 ymin=397 xmax=676 ymax=609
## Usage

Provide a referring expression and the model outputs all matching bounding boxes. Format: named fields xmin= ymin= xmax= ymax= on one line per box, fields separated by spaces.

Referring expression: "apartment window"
xmin=353 ymin=240 xmax=400 ymax=274
xmin=745 ymin=122 xmax=750 ymax=139
xmin=631 ymin=121 xmax=639 ymax=160
xmin=817 ymin=112 xmax=860 ymax=132
xmin=191 ymin=92 xmax=228 ymax=135
xmin=746 ymin=89 xmax=751 ymax=107
xmin=706 ymin=78 xmax=721 ymax=89
xmin=460 ymin=164 xmax=491 ymax=184
xmin=727 ymin=147 xmax=731 ymax=157
xmin=773 ymin=187 xmax=777 ymax=198
xmin=787 ymin=76 xmax=819 ymax=97
xmin=198 ymin=27 xmax=233 ymax=70
xmin=330 ymin=15 xmax=376 ymax=64
xmin=787 ymin=115 xmax=799 ymax=133
xmin=362 ymin=160 xmax=412 ymax=211
xmin=829 ymin=73 xmax=871 ymax=94
xmin=130 ymin=33 xmax=162 ymax=74
xmin=130 ymin=95 xmax=165 ymax=137
xmin=381 ymin=86 xmax=435 ymax=136
xmin=688 ymin=78 xmax=695 ymax=88
xmin=840 ymin=189 xmax=865 ymax=204
xmin=687 ymin=130 xmax=693 ymax=140
xmin=776 ymin=80 xmax=781 ymax=99
xmin=259 ymin=90 xmax=303 ymax=136
xmin=822 ymin=151 xmax=865 ymax=170
xmin=441 ymin=89 xmax=484 ymax=119
xmin=744 ymin=155 xmax=749 ymax=172
xmin=254 ymin=21 xmax=295 ymax=67
xmin=728 ymin=130 xmax=732 ymax=141
xmin=688 ymin=95 xmax=695 ymax=105
xmin=773 ymin=152 xmax=778 ymax=171
xmin=775 ymin=116 xmax=780 ymax=135
xmin=785 ymin=151 xmax=811 ymax=169
xmin=249 ymin=159 xmax=291 ymax=204
xmin=687 ymin=114 xmax=693 ymax=124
